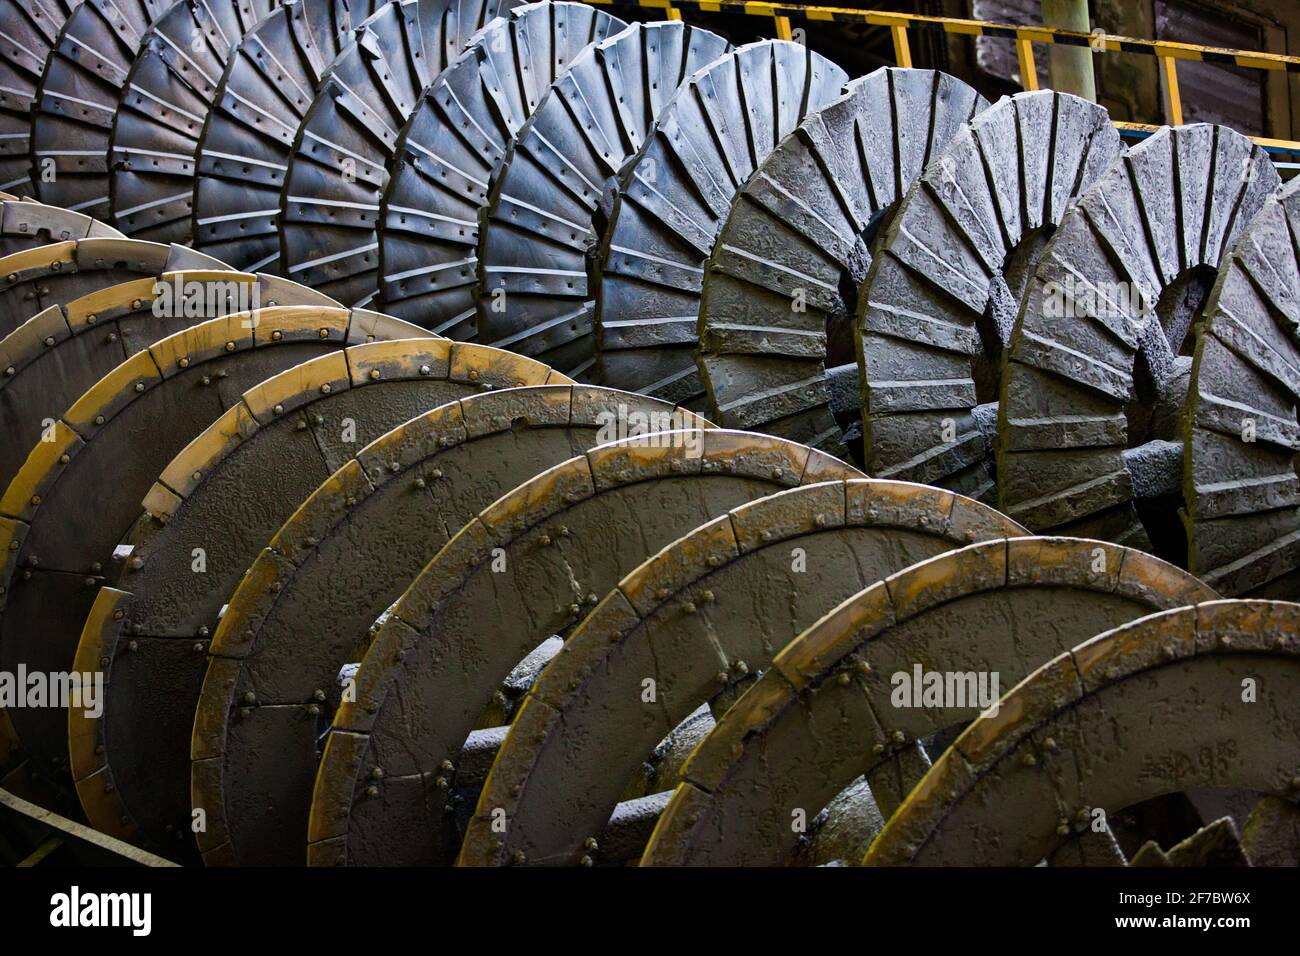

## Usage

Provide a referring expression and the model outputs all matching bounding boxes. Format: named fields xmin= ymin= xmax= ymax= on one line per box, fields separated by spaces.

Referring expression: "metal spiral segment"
xmin=108 ymin=0 xmax=285 ymax=244
xmin=594 ymin=39 xmax=848 ymax=407
xmin=698 ymin=68 xmax=988 ymax=457
xmin=0 ymin=0 xmax=80 ymax=198
xmin=997 ymin=124 xmax=1279 ymax=555
xmin=190 ymin=0 xmax=386 ymax=271
xmin=280 ymin=0 xmax=536 ymax=308
xmin=856 ymin=89 xmax=1122 ymax=503
xmin=376 ymin=1 xmax=630 ymax=336
xmin=474 ymin=20 xmax=731 ymax=368
xmin=0 ymin=0 xmax=1297 ymax=869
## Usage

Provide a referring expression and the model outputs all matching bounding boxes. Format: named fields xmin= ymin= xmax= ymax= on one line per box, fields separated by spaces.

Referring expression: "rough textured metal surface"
xmin=997 ymin=125 xmax=1279 ymax=552
xmin=190 ymin=0 xmax=383 ymax=271
xmin=639 ymin=537 xmax=1214 ymax=866
xmin=0 ymin=236 xmax=226 ymax=339
xmin=462 ymin=479 xmax=1026 ymax=866
xmin=194 ymin=384 xmax=705 ymax=866
xmin=30 ymin=0 xmax=199 ymax=217
xmin=1183 ymin=177 xmax=1300 ymax=599
xmin=0 ymin=305 xmax=425 ymax=815
xmin=594 ymin=40 xmax=848 ymax=408
xmin=857 ymin=90 xmax=1121 ymax=502
xmin=0 ymin=267 xmax=335 ymax=491
xmin=0 ymin=0 xmax=80 ymax=197
xmin=698 ymin=69 xmax=987 ymax=455
xmin=108 ymin=0 xmax=282 ymax=243
xmin=308 ymin=430 xmax=860 ymax=866
xmin=280 ymin=0 xmax=540 ymax=308
xmin=76 ymin=339 xmax=557 ymax=860
xmin=863 ymin=600 xmax=1300 ymax=866
xmin=472 ymin=21 xmax=730 ymax=367
xmin=379 ymin=1 xmax=632 ymax=337
xmin=0 ymin=197 xmax=123 ymax=257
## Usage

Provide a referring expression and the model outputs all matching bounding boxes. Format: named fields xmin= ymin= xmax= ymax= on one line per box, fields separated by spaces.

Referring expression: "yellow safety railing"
xmin=586 ymin=0 xmax=1300 ymax=161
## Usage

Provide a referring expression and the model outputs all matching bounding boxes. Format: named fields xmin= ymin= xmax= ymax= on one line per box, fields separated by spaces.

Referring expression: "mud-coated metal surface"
xmin=1183 ymin=177 xmax=1300 ymax=600
xmin=194 ymin=385 xmax=706 ymax=866
xmin=863 ymin=600 xmax=1300 ymax=866
xmin=698 ymin=68 xmax=987 ymax=455
xmin=0 ymin=267 xmax=335 ymax=491
xmin=0 ymin=305 xmax=426 ymax=814
xmin=593 ymin=40 xmax=848 ymax=407
xmin=461 ymin=479 xmax=1026 ymax=866
xmin=190 ymin=0 xmax=384 ymax=271
xmin=30 ymin=0 xmax=208 ymax=217
xmin=857 ymin=90 xmax=1120 ymax=503
xmin=280 ymin=0 xmax=538 ymax=308
xmin=639 ymin=537 xmax=1215 ymax=866
xmin=472 ymin=20 xmax=730 ymax=365
xmin=997 ymin=124 xmax=1279 ymax=552
xmin=74 ymin=339 xmax=554 ymax=860
xmin=380 ymin=3 xmax=637 ymax=340
xmin=0 ymin=197 xmax=123 ymax=257
xmin=0 ymin=0 xmax=80 ymax=197
xmin=0 ymin=237 xmax=227 ymax=339
xmin=108 ymin=0 xmax=282 ymax=243
xmin=308 ymin=429 xmax=860 ymax=866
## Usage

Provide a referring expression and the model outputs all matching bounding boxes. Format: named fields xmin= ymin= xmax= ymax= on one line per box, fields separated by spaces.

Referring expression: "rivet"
xmin=224 ymin=341 xmax=236 ymax=352
xmin=320 ymin=383 xmax=331 ymax=395
xmin=94 ymin=415 xmax=105 ymax=426
xmin=273 ymin=404 xmax=284 ymax=415
xmin=44 ymin=336 xmax=55 ymax=347
xmin=419 ymin=364 xmax=431 ymax=376
xmin=178 ymin=357 xmax=190 ymax=369
xmin=318 ymin=328 xmax=329 ymax=339
xmin=369 ymin=369 xmax=381 ymax=381
xmin=242 ymin=691 xmax=256 ymax=705
xmin=366 ymin=785 xmax=379 ymax=798
xmin=127 ymin=640 xmax=138 ymax=652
